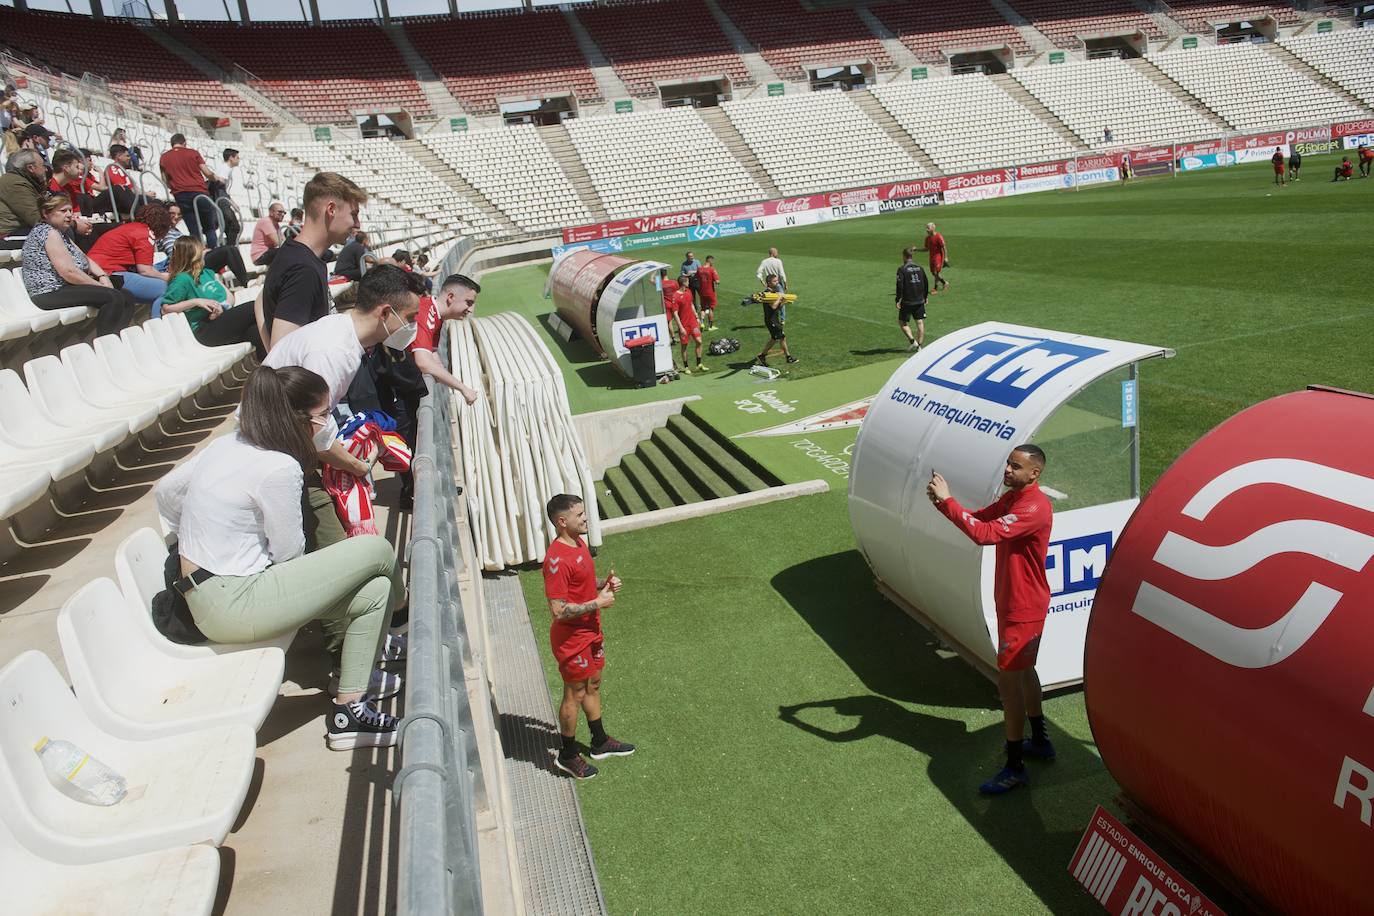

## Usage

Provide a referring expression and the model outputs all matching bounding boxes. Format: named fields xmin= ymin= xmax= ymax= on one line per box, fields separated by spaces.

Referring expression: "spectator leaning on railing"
xmin=159 ymin=132 xmax=219 ymax=248
xmin=155 ymin=365 xmax=407 ymax=751
xmin=88 ymin=200 xmax=175 ymax=312
xmin=22 ymin=193 xmax=136 ymax=335
xmin=161 ymin=235 xmax=265 ymax=358
xmin=0 ymin=148 xmax=48 ymax=248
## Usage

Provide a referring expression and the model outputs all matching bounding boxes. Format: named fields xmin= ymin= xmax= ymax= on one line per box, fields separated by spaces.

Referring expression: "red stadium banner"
xmin=1068 ymin=806 xmax=1226 ymax=916
xmin=941 ymin=168 xmax=1009 ymax=203
xmin=700 ymin=194 xmax=830 ymax=224
xmin=1228 ymin=130 xmax=1288 ymax=153
xmin=1127 ymin=145 xmax=1174 ymax=165
xmin=1175 ymin=138 xmax=1226 ymax=159
xmin=1332 ymin=118 xmax=1374 ymax=138
xmin=562 ymin=209 xmax=700 ymax=243
xmin=876 ymin=177 xmax=946 ymax=200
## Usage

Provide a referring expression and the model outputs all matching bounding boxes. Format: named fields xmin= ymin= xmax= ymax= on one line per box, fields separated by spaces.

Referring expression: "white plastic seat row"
xmin=0 ymin=268 xmax=93 ymax=334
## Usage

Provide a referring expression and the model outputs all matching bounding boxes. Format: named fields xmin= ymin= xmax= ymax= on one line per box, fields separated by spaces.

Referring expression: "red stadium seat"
xmin=1160 ymin=0 xmax=1301 ymax=32
xmin=577 ymin=0 xmax=752 ymax=97
xmin=869 ymin=0 xmax=1031 ymax=63
xmin=1002 ymin=0 xmax=1165 ymax=49
xmin=714 ymin=0 xmax=892 ymax=81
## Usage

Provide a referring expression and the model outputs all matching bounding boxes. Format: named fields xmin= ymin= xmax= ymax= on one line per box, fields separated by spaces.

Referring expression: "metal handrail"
xmin=398 ymin=365 xmax=485 ymax=916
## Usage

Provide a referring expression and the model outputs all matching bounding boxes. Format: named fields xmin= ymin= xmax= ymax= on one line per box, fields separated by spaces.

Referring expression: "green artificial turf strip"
xmin=478 ymin=155 xmax=1373 ymax=488
xmin=521 ymin=494 xmax=1115 ymax=915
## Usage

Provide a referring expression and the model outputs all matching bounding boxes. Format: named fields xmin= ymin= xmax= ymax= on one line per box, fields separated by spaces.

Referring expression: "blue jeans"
xmin=173 ymin=191 xmax=218 ymax=248
xmin=115 ymin=271 xmax=168 ymax=315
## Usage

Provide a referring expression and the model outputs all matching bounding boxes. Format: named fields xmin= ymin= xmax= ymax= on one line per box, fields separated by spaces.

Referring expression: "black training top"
xmin=896 ymin=261 xmax=929 ymax=305
xmin=262 ymin=238 xmax=328 ymax=335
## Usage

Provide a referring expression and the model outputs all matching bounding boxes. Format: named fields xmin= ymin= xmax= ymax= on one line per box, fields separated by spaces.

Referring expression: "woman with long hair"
xmin=160 ymin=235 xmax=264 ymax=357
xmin=21 ymin=193 xmax=136 ymax=335
xmin=155 ymin=366 xmax=405 ymax=750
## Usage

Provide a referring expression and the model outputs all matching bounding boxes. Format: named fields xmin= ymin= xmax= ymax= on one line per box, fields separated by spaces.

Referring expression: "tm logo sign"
xmin=918 ymin=332 xmax=1107 ymax=407
xmin=617 ymin=322 xmax=660 ymax=349
xmin=1046 ymin=531 xmax=1113 ymax=596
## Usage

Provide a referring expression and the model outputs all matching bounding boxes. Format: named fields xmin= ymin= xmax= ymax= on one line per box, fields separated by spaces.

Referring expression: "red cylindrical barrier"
xmin=1086 ymin=388 xmax=1374 ymax=914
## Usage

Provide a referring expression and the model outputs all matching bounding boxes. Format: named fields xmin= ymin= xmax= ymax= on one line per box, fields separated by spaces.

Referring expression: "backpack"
xmin=150 ymin=544 xmax=209 ymax=645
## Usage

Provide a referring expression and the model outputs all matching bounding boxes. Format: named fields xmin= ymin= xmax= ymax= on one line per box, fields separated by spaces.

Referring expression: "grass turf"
xmin=494 ymin=157 xmax=1372 ymax=914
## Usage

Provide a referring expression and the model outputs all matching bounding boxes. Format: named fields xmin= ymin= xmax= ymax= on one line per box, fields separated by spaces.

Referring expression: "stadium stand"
xmin=1002 ymin=0 xmax=1165 ymax=48
xmin=1014 ymin=58 xmax=1221 ymax=147
xmin=724 ymin=91 xmax=926 ymax=195
xmin=1148 ymin=43 xmax=1367 ymax=132
xmin=714 ymin=0 xmax=893 ymax=81
xmin=1281 ymin=28 xmax=1374 ymax=108
xmin=1162 ymin=1 xmax=1302 ymax=33
xmin=181 ymin=22 xmax=432 ymax=123
xmin=422 ymin=127 xmax=591 ymax=235
xmin=873 ymin=77 xmax=1078 ymax=174
xmin=0 ymin=8 xmax=272 ymax=127
xmin=577 ymin=0 xmax=753 ymax=97
xmin=869 ymin=0 xmax=1032 ymax=63
xmin=566 ymin=107 xmax=762 ymax=217
xmin=404 ymin=12 xmax=601 ymax=115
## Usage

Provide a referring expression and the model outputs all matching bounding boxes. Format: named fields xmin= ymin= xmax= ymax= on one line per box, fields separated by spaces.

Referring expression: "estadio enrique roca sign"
xmin=849 ymin=323 xmax=1172 ymax=688
xmin=1069 ymin=806 xmax=1225 ymax=916
xmin=1086 ymin=387 xmax=1374 ymax=915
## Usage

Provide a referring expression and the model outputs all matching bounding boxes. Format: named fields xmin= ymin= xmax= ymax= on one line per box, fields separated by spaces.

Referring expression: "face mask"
xmin=383 ymin=311 xmax=418 ymax=352
xmin=312 ymin=413 xmax=338 ymax=451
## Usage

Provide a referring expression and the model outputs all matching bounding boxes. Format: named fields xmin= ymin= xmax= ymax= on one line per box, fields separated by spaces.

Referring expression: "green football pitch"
xmin=480 ymin=157 xmax=1371 ymax=915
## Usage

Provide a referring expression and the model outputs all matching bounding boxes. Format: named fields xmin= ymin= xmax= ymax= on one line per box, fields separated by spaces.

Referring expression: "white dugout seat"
xmin=0 ymin=650 xmax=255 ymax=865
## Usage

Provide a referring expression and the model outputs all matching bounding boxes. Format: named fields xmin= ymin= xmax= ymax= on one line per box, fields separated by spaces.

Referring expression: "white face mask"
xmin=383 ymin=310 xmax=417 ymax=352
xmin=312 ymin=413 xmax=339 ymax=451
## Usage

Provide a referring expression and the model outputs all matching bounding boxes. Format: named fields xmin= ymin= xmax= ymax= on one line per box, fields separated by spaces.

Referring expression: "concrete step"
xmin=536 ymin=125 xmax=609 ymax=221
xmin=385 ymin=25 xmax=467 ymax=123
xmin=1124 ymin=58 xmax=1233 ymax=130
xmin=1128 ymin=0 xmax=1188 ymax=39
xmin=989 ymin=73 xmax=1091 ymax=150
xmin=697 ymin=108 xmax=781 ymax=196
xmin=669 ymin=411 xmax=776 ymax=492
xmin=561 ymin=7 xmax=630 ymax=103
xmin=849 ymin=90 xmax=944 ymax=176
xmin=854 ymin=6 xmax=920 ymax=71
xmin=637 ymin=437 xmax=710 ymax=504
xmin=1262 ymin=42 xmax=1372 ymax=113
xmin=650 ymin=425 xmax=739 ymax=502
xmin=398 ymin=140 xmax=520 ymax=234
xmin=987 ymin=0 xmax=1058 ymax=54
xmin=136 ymin=24 xmax=302 ymax=128
xmin=602 ymin=465 xmax=650 ymax=516
xmin=703 ymin=0 xmax=782 ymax=89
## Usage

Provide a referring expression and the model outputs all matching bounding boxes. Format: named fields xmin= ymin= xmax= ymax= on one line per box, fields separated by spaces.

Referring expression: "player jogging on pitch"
xmin=544 ymin=494 xmax=634 ymax=779
xmin=895 ymin=247 xmax=929 ymax=352
xmin=923 ymin=223 xmax=949 ymax=292
xmin=1271 ymin=148 xmax=1286 ymax=186
xmin=927 ymin=445 xmax=1054 ymax=795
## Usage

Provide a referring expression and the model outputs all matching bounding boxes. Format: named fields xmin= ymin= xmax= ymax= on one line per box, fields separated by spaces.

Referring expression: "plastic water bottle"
xmin=33 ymin=736 xmax=127 ymax=806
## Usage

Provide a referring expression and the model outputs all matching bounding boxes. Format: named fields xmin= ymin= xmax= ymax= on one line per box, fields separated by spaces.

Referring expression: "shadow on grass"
xmin=575 ymin=362 xmax=637 ymax=391
xmin=851 ymin=347 xmax=909 ymax=356
xmin=772 ymin=549 xmax=992 ymax=708
xmin=537 ymin=311 xmax=603 ymax=366
xmin=775 ymin=694 xmax=1100 ymax=914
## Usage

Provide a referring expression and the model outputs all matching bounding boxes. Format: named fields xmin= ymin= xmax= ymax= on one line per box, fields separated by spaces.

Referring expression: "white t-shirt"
xmin=156 ymin=434 xmax=304 ymax=576
xmin=261 ymin=313 xmax=364 ymax=408
xmin=756 ymin=256 xmax=787 ymax=285
xmin=214 ymin=161 xmax=234 ymax=193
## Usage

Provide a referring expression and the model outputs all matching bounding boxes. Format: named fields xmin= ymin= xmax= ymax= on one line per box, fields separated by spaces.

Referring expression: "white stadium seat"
xmin=0 ymin=649 xmax=256 ymax=865
xmin=24 ymin=354 xmax=162 ymax=437
xmin=57 ymin=577 xmax=285 ymax=740
xmin=0 ymin=368 xmax=128 ymax=454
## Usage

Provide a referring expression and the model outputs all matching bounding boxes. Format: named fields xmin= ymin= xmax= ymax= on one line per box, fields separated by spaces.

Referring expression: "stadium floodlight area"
xmin=1281 ymin=28 xmax=1374 ymax=108
xmin=1013 ymin=58 xmax=1221 ymax=149
xmin=1148 ymin=42 xmax=1367 ymax=133
xmin=422 ymin=127 xmax=593 ymax=235
xmin=566 ymin=108 xmax=763 ymax=219
xmin=873 ymin=76 xmax=1078 ymax=175
xmin=723 ymin=90 xmax=927 ymax=197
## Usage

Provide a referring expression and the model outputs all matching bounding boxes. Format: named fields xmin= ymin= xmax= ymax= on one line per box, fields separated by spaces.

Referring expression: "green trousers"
xmin=186 ymin=534 xmax=403 ymax=695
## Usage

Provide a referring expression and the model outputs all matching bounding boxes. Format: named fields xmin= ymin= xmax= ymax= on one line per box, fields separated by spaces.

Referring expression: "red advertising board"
xmin=1228 ymin=130 xmax=1288 ymax=152
xmin=1332 ymin=118 xmax=1374 ymax=138
xmin=1069 ymin=806 xmax=1225 ymax=916
xmin=1126 ymin=145 xmax=1175 ymax=165
xmin=562 ymin=209 xmax=700 ymax=243
xmin=1086 ymin=387 xmax=1374 ymax=914
xmin=1175 ymin=138 xmax=1226 ymax=159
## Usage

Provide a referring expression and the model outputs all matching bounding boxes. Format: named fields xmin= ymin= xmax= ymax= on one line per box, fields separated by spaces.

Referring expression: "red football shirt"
xmin=1272 ymin=152 xmax=1285 ymax=169
xmin=88 ymin=221 xmax=155 ymax=274
xmin=697 ymin=264 xmax=719 ymax=301
xmin=672 ymin=289 xmax=697 ymax=327
xmin=543 ymin=537 xmax=600 ymax=636
xmin=924 ymin=233 xmax=946 ymax=256
xmin=159 ymin=146 xmax=207 ymax=194
xmin=48 ymin=177 xmax=84 ymax=215
xmin=1361 ymin=148 xmax=1373 ymax=162
xmin=938 ymin=482 xmax=1053 ymax=623
xmin=662 ymin=277 xmax=680 ymax=315
xmin=106 ymin=163 xmax=133 ymax=189
xmin=409 ymin=295 xmax=441 ymax=354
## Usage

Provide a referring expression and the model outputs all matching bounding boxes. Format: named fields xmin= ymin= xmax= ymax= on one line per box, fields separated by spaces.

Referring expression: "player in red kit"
xmin=408 ymin=274 xmax=481 ymax=405
xmin=923 ymin=222 xmax=949 ymax=292
xmin=928 ymin=445 xmax=1054 ymax=795
xmin=1360 ymin=145 xmax=1372 ymax=178
xmin=672 ymin=277 xmax=707 ymax=374
xmin=660 ymin=267 xmax=682 ymax=345
xmin=1271 ymin=148 xmax=1286 ymax=186
xmin=543 ymin=494 xmax=633 ymax=779
xmin=697 ymin=255 xmax=720 ymax=330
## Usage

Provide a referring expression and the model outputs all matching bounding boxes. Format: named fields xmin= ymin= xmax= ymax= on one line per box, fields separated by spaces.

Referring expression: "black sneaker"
xmin=327 ymin=699 xmax=398 ymax=750
xmin=589 ymin=736 xmax=636 ymax=759
xmin=785 ymin=355 xmax=799 ymax=364
xmin=750 ymin=354 xmax=768 ymax=367
xmin=554 ymin=754 xmax=598 ymax=779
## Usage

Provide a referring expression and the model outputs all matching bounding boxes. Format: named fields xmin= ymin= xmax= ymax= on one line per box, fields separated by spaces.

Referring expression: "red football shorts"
xmin=700 ymin=294 xmax=716 ymax=308
xmin=678 ymin=313 xmax=702 ymax=344
xmin=930 ymin=254 xmax=945 ymax=272
xmin=553 ymin=629 xmax=605 ymax=682
xmin=996 ymin=618 xmax=1045 ymax=671
xmin=1274 ymin=164 xmax=1285 ymax=173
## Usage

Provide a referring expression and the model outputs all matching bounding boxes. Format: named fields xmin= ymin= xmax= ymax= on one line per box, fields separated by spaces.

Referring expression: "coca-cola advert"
xmin=562 ymin=209 xmax=700 ymax=243
xmin=700 ymin=195 xmax=828 ymax=224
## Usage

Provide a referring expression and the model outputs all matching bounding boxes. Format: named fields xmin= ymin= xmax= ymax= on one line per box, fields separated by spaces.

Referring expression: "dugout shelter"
xmin=549 ymin=250 xmax=674 ymax=379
